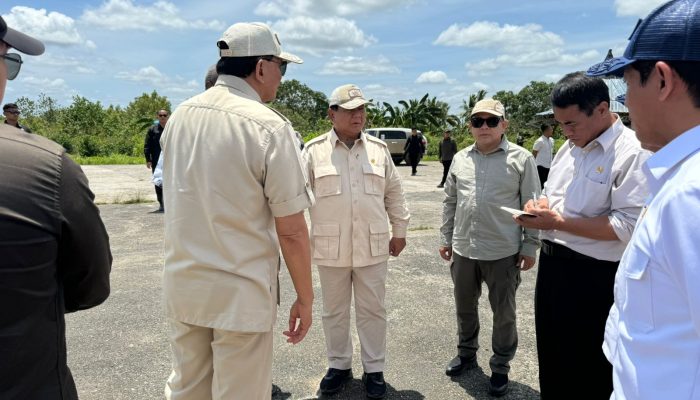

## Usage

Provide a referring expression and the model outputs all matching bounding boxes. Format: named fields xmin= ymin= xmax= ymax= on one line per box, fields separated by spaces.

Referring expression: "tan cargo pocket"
xmin=369 ymin=222 xmax=390 ymax=256
xmin=312 ymin=224 xmax=340 ymax=260
xmin=363 ymin=164 xmax=385 ymax=196
xmin=315 ymin=165 xmax=342 ymax=197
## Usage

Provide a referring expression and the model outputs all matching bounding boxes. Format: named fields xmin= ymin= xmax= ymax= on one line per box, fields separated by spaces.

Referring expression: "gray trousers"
xmin=451 ymin=253 xmax=520 ymax=374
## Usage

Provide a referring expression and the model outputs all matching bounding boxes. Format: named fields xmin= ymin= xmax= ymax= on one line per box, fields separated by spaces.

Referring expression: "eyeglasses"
xmin=158 ymin=114 xmax=168 ymax=117
xmin=1 ymin=53 xmax=23 ymax=80
xmin=261 ymin=56 xmax=287 ymax=76
xmin=470 ymin=116 xmax=502 ymax=128
xmin=5 ymin=110 xmax=20 ymax=115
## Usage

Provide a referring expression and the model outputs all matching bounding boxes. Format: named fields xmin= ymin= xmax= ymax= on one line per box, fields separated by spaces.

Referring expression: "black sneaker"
xmin=319 ymin=368 xmax=352 ymax=395
xmin=362 ymin=372 xmax=387 ymax=399
xmin=488 ymin=372 xmax=509 ymax=397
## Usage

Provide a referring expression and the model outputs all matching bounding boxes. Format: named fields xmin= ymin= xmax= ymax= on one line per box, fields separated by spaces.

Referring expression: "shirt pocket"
xmin=312 ymin=223 xmax=340 ymax=260
xmin=362 ymin=164 xmax=385 ymax=196
xmin=369 ymin=221 xmax=390 ymax=257
xmin=619 ymin=250 xmax=654 ymax=333
xmin=585 ymin=166 xmax=611 ymax=185
xmin=314 ymin=165 xmax=342 ymax=197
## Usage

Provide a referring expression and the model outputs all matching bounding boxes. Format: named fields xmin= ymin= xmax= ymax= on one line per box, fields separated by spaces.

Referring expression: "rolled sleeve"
xmin=610 ymin=150 xmax=650 ymax=243
xmin=383 ymin=148 xmax=410 ymax=238
xmin=264 ymin=124 xmax=314 ymax=218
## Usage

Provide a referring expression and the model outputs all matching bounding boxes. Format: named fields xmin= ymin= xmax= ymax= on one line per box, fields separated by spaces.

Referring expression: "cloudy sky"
xmin=2 ymin=0 xmax=667 ymax=112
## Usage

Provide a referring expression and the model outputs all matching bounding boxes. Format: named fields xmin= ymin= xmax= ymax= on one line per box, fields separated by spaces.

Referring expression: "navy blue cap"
xmin=588 ymin=0 xmax=700 ymax=77
xmin=0 ymin=15 xmax=45 ymax=56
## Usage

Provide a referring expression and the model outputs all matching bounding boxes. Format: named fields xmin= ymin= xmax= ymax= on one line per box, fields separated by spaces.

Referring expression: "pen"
xmin=532 ymin=192 xmax=538 ymax=208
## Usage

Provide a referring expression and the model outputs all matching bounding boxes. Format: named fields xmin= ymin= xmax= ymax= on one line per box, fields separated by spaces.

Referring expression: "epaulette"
xmin=365 ymin=133 xmax=388 ymax=147
xmin=305 ymin=133 xmax=330 ymax=147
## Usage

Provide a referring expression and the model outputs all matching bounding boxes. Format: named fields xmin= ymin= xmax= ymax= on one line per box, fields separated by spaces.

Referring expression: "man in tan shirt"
xmin=160 ymin=22 xmax=314 ymax=400
xmin=303 ymin=84 xmax=410 ymax=399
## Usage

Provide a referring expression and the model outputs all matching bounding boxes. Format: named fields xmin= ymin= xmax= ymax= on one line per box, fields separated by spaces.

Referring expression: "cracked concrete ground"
xmin=68 ymin=161 xmax=541 ymax=399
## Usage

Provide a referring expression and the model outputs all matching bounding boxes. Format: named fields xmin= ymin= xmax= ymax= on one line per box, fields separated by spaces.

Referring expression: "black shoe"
xmin=488 ymin=372 xmax=509 ymax=397
xmin=157 ymin=205 xmax=164 ymax=213
xmin=445 ymin=355 xmax=477 ymax=376
xmin=437 ymin=184 xmax=444 ymax=188
xmin=319 ymin=368 xmax=352 ymax=395
xmin=362 ymin=372 xmax=387 ymax=399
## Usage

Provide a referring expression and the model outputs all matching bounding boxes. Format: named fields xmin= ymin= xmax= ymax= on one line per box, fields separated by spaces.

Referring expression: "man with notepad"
xmin=514 ymin=72 xmax=649 ymax=399
xmin=439 ymin=98 xmax=540 ymax=397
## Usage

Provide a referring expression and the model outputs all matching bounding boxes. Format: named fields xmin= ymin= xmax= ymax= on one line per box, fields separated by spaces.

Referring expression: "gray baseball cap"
xmin=0 ymin=15 xmax=45 ymax=56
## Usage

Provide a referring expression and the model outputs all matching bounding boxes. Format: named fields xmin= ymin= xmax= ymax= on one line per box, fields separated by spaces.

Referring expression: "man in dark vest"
xmin=0 ymin=15 xmax=112 ymax=400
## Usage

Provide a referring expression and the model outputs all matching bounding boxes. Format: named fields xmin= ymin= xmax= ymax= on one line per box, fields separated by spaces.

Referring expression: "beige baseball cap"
xmin=218 ymin=22 xmax=302 ymax=64
xmin=470 ymin=98 xmax=505 ymax=118
xmin=329 ymin=84 xmax=368 ymax=110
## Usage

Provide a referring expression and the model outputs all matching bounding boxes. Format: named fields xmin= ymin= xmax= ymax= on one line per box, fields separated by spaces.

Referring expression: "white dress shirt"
xmin=542 ymin=116 xmax=649 ymax=261
xmin=605 ymin=124 xmax=700 ymax=400
xmin=532 ymin=135 xmax=554 ymax=168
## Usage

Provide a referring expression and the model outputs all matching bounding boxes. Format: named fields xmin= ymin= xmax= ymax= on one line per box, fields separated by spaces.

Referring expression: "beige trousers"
xmin=164 ymin=319 xmax=273 ymax=400
xmin=317 ymin=261 xmax=388 ymax=373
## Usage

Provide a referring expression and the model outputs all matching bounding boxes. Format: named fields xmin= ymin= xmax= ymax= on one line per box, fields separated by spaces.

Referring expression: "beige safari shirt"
xmin=160 ymin=75 xmax=314 ymax=332
xmin=303 ymin=130 xmax=410 ymax=267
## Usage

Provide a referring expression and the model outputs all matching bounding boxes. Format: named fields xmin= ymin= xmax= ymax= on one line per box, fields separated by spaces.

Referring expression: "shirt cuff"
xmin=391 ymin=223 xmax=408 ymax=238
xmin=269 ymin=186 xmax=314 ymax=218
xmin=520 ymin=243 xmax=538 ymax=258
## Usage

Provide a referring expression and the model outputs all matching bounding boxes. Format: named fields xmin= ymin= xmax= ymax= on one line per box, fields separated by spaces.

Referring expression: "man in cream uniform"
xmin=303 ymin=84 xmax=410 ymax=399
xmin=160 ymin=22 xmax=314 ymax=399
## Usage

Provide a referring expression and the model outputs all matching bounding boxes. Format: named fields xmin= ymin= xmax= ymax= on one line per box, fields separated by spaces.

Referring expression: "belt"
xmin=541 ymin=240 xmax=597 ymax=261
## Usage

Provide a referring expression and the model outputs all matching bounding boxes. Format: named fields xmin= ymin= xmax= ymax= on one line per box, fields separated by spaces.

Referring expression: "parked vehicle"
xmin=366 ymin=127 xmax=427 ymax=165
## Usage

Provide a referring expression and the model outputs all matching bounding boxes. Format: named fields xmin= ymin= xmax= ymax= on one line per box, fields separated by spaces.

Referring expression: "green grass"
xmin=70 ymin=154 xmax=144 ymax=165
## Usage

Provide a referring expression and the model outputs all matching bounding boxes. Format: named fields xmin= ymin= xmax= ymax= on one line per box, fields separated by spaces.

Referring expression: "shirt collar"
xmin=215 ymin=75 xmax=262 ymax=103
xmin=330 ymin=129 xmax=365 ymax=146
xmin=644 ymin=124 xmax=700 ymax=191
xmin=467 ymin=135 xmax=508 ymax=155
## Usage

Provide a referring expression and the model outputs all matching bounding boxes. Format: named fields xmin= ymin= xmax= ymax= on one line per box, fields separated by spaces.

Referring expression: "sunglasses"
xmin=158 ymin=114 xmax=168 ymax=117
xmin=5 ymin=110 xmax=20 ymax=115
xmin=470 ymin=116 xmax=502 ymax=128
xmin=261 ymin=56 xmax=287 ymax=76
xmin=1 ymin=53 xmax=23 ymax=80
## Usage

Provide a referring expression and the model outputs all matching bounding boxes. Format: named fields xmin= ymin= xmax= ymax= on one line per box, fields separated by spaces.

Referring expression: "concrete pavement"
xmin=69 ymin=161 xmax=541 ymax=399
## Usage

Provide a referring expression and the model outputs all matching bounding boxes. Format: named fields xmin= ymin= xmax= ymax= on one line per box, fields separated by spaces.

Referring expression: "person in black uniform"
xmin=144 ymin=109 xmax=169 ymax=212
xmin=404 ymin=127 xmax=424 ymax=176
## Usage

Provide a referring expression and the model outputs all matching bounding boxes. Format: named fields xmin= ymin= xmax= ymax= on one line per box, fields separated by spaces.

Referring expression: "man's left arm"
xmin=518 ymin=155 xmax=541 ymax=270
xmin=383 ymin=147 xmax=410 ymax=256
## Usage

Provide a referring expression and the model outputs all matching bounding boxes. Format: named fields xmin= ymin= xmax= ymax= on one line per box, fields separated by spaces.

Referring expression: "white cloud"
xmin=271 ymin=17 xmax=376 ymax=56
xmin=434 ymin=21 xmax=564 ymax=53
xmin=34 ymin=53 xmax=97 ymax=74
xmin=615 ymin=0 xmax=667 ymax=17
xmin=81 ymin=0 xmax=225 ymax=31
xmin=318 ymin=56 xmax=400 ymax=76
xmin=2 ymin=7 xmax=87 ymax=47
xmin=115 ymin=66 xmax=199 ymax=95
xmin=465 ymin=49 xmax=600 ymax=77
xmin=255 ymin=0 xmax=415 ymax=18
xmin=20 ymin=76 xmax=70 ymax=90
xmin=415 ymin=70 xmax=455 ymax=84
xmin=362 ymin=83 xmax=416 ymax=105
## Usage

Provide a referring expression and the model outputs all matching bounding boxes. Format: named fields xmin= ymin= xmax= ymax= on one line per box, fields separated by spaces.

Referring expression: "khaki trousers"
xmin=317 ymin=261 xmax=388 ymax=373
xmin=164 ymin=319 xmax=272 ymax=400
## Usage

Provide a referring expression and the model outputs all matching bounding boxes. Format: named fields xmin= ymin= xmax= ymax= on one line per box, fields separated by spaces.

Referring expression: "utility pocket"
xmin=314 ymin=166 xmax=341 ymax=197
xmin=620 ymin=250 xmax=654 ymax=333
xmin=312 ymin=224 xmax=340 ymax=260
xmin=369 ymin=222 xmax=390 ymax=256
xmin=362 ymin=164 xmax=385 ymax=196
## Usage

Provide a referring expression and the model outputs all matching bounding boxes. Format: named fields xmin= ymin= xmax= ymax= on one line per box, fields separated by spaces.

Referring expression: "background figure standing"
xmin=304 ymin=84 xmax=409 ymax=399
xmin=587 ymin=0 xmax=700 ymax=398
xmin=515 ymin=72 xmax=649 ymax=399
xmin=3 ymin=102 xmax=31 ymax=132
xmin=144 ymin=109 xmax=168 ymax=212
xmin=440 ymin=98 xmax=540 ymax=397
xmin=160 ymin=22 xmax=314 ymax=400
xmin=1 ymin=16 xmax=112 ymax=400
xmin=532 ymin=124 xmax=554 ymax=188
xmin=437 ymin=129 xmax=458 ymax=188
xmin=404 ymin=127 xmax=424 ymax=175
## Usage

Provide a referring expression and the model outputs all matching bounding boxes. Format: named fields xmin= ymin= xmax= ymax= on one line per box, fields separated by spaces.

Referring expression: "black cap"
xmin=0 ymin=15 xmax=45 ymax=56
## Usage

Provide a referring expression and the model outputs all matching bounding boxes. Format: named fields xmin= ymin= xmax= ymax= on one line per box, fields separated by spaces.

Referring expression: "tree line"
xmin=5 ymin=79 xmax=556 ymax=160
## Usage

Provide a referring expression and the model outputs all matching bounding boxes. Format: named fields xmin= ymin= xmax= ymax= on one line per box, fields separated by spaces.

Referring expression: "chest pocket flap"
xmin=620 ymin=249 xmax=654 ymax=333
xmin=314 ymin=165 xmax=342 ymax=197
xmin=362 ymin=163 xmax=385 ymax=195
